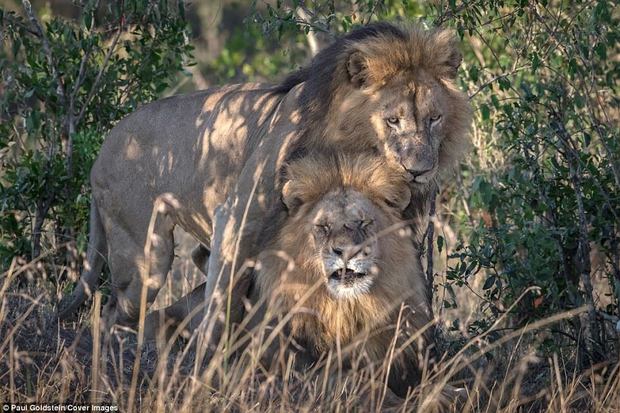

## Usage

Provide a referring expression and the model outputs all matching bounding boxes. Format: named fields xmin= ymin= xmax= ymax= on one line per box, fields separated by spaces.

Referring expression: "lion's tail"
xmin=57 ymin=201 xmax=107 ymax=319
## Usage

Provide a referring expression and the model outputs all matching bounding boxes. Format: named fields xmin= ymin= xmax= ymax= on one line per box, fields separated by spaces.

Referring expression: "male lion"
xmin=147 ymin=153 xmax=436 ymax=401
xmin=252 ymin=153 xmax=433 ymax=398
xmin=58 ymin=23 xmax=471 ymax=346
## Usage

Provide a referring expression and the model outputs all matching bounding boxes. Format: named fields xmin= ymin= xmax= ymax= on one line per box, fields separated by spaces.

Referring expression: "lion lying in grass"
xmin=250 ymin=153 xmax=435 ymax=398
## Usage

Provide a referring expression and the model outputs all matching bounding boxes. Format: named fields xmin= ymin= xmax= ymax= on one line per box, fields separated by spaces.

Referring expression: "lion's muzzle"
xmin=323 ymin=247 xmax=375 ymax=299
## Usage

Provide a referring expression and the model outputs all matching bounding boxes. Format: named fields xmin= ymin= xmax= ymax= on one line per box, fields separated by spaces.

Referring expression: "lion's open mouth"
xmin=329 ymin=268 xmax=367 ymax=283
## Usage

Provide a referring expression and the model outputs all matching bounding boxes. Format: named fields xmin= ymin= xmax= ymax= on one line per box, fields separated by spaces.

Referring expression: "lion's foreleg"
xmin=199 ymin=92 xmax=299 ymax=359
xmin=199 ymin=201 xmax=255 ymax=355
xmin=144 ymin=282 xmax=208 ymax=343
xmin=105 ymin=213 xmax=176 ymax=328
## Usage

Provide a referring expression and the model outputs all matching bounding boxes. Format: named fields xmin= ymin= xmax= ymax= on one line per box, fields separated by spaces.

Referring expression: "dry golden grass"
xmin=1 ymin=247 xmax=619 ymax=413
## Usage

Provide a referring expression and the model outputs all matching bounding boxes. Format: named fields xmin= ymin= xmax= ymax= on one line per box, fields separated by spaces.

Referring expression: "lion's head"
xmin=291 ymin=187 xmax=390 ymax=299
xmin=277 ymin=23 xmax=472 ymax=187
xmin=279 ymin=154 xmax=411 ymax=299
xmin=257 ymin=153 xmax=429 ymax=350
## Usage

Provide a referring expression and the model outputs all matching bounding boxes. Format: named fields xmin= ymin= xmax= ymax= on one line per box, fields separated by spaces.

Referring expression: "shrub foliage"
xmin=0 ymin=1 xmax=192 ymax=268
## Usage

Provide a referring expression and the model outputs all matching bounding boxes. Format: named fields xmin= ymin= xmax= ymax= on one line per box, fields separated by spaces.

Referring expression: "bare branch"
xmin=468 ymin=69 xmax=524 ymax=100
xmin=433 ymin=3 xmax=469 ymax=27
xmin=187 ymin=64 xmax=209 ymax=90
xmin=296 ymin=6 xmax=321 ymax=56
xmin=363 ymin=1 xmax=379 ymax=25
xmin=426 ymin=187 xmax=438 ymax=308
xmin=75 ymin=28 xmax=122 ymax=126
xmin=552 ymin=110 xmax=602 ymax=361
xmin=70 ymin=49 xmax=92 ymax=108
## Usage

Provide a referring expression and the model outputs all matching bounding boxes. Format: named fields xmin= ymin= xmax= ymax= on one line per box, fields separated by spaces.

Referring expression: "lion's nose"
xmin=406 ymin=167 xmax=435 ymax=184
xmin=402 ymin=156 xmax=435 ymax=183
xmin=401 ymin=156 xmax=433 ymax=176
xmin=405 ymin=166 xmax=432 ymax=176
xmin=333 ymin=245 xmax=368 ymax=260
xmin=398 ymin=145 xmax=435 ymax=182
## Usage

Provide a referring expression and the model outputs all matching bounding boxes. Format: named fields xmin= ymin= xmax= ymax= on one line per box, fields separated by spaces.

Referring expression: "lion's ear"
xmin=387 ymin=185 xmax=412 ymax=212
xmin=282 ymin=180 xmax=303 ymax=213
xmin=346 ymin=51 xmax=369 ymax=87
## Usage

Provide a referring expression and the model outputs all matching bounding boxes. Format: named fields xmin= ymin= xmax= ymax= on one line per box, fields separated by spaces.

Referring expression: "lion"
xmin=253 ymin=153 xmax=432 ymax=398
xmin=147 ymin=153 xmax=437 ymax=401
xmin=58 ymin=23 xmax=471 ymax=347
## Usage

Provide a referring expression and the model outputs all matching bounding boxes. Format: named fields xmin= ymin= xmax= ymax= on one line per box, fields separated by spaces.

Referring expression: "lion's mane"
xmin=256 ymin=154 xmax=431 ymax=362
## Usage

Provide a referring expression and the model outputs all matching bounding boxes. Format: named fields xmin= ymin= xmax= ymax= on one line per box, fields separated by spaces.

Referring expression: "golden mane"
xmin=282 ymin=153 xmax=411 ymax=214
xmin=346 ymin=26 xmax=472 ymax=170
xmin=257 ymin=153 xmax=431 ymax=360
xmin=350 ymin=26 xmax=463 ymax=84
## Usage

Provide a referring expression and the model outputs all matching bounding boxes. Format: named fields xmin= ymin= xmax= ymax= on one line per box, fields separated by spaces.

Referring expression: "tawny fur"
xmin=256 ymin=154 xmax=431 ymax=368
xmin=280 ymin=22 xmax=472 ymax=260
xmin=145 ymin=153 xmax=455 ymax=405
xmin=281 ymin=23 xmax=472 ymax=174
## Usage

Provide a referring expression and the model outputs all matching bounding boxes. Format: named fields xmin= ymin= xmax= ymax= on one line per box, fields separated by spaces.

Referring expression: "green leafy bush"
xmin=442 ymin=0 xmax=619 ymax=361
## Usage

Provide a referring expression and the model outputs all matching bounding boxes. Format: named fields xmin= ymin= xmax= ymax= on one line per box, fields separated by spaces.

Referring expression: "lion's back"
xmin=89 ymin=83 xmax=282 ymax=213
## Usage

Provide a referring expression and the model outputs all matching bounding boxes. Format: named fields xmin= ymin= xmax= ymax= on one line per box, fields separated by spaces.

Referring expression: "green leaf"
xmin=470 ymin=65 xmax=479 ymax=82
xmin=595 ymin=42 xmax=607 ymax=59
xmin=483 ymin=276 xmax=496 ymax=290
xmin=12 ymin=37 xmax=21 ymax=58
xmin=480 ymin=103 xmax=490 ymax=121
xmin=498 ymin=77 xmax=511 ymax=91
xmin=530 ymin=52 xmax=540 ymax=72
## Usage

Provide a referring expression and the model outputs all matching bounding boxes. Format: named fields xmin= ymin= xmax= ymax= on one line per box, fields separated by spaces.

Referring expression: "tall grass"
xmin=1 ymin=252 xmax=618 ymax=412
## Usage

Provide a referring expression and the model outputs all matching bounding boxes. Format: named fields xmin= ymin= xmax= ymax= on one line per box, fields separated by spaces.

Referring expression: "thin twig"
xmin=433 ymin=3 xmax=469 ymax=27
xmin=468 ymin=74 xmax=509 ymax=101
xmin=75 ymin=28 xmax=122 ymax=126
xmin=552 ymin=110 xmax=601 ymax=361
xmin=70 ymin=49 xmax=93 ymax=109
xmin=296 ymin=6 xmax=321 ymax=56
xmin=426 ymin=188 xmax=438 ymax=305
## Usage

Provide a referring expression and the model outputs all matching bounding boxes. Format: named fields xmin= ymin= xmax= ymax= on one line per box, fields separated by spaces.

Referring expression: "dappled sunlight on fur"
xmin=57 ymin=24 xmax=472 ymax=359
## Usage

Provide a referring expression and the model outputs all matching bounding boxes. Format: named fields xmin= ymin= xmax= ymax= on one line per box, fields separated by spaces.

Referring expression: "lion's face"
xmin=309 ymin=27 xmax=472 ymax=187
xmin=369 ymin=75 xmax=450 ymax=184
xmin=306 ymin=189 xmax=386 ymax=299
xmin=337 ymin=72 xmax=456 ymax=186
xmin=279 ymin=154 xmax=412 ymax=300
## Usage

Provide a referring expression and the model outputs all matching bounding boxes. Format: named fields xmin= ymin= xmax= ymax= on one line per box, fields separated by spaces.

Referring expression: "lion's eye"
xmin=430 ymin=114 xmax=442 ymax=126
xmin=315 ymin=224 xmax=330 ymax=234
xmin=386 ymin=116 xmax=400 ymax=127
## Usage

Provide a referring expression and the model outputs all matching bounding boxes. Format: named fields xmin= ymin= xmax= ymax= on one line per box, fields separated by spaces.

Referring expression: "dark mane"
xmin=271 ymin=21 xmax=470 ymax=174
xmin=271 ymin=22 xmax=406 ymax=154
xmin=273 ymin=22 xmax=405 ymax=95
